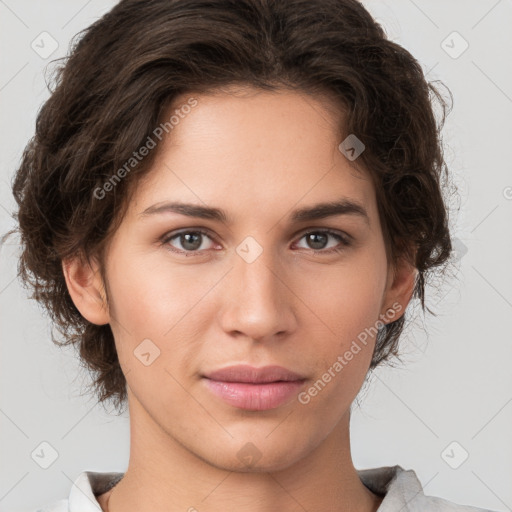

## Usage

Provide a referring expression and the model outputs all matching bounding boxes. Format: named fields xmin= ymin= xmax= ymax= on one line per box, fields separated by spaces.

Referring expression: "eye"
xmin=161 ymin=229 xmax=217 ymax=255
xmin=294 ymin=229 xmax=352 ymax=254
xmin=160 ymin=228 xmax=352 ymax=256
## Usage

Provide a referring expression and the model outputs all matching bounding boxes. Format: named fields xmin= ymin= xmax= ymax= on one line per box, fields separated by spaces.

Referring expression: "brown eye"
xmin=295 ymin=230 xmax=352 ymax=254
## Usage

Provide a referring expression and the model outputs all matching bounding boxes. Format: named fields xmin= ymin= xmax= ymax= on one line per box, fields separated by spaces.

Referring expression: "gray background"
xmin=1 ymin=0 xmax=511 ymax=510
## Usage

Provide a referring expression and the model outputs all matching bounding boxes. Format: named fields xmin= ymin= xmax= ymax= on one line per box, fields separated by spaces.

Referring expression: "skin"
xmin=63 ymin=86 xmax=416 ymax=512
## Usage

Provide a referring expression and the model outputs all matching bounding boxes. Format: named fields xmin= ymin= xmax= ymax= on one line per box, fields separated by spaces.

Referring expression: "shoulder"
xmin=31 ymin=498 xmax=68 ymax=512
xmin=415 ymin=495 xmax=494 ymax=512
xmin=33 ymin=470 xmax=124 ymax=512
xmin=357 ymin=465 xmax=497 ymax=512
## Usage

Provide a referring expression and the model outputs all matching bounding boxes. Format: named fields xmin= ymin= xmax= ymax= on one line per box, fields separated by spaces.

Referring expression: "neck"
xmin=106 ymin=394 xmax=382 ymax=512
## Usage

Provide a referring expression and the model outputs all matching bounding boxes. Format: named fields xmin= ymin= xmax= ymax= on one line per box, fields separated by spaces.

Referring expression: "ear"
xmin=380 ymin=254 xmax=417 ymax=323
xmin=62 ymin=252 xmax=110 ymax=325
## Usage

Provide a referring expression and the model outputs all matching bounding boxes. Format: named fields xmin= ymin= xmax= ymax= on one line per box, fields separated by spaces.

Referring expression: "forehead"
xmin=129 ymin=87 xmax=376 ymax=224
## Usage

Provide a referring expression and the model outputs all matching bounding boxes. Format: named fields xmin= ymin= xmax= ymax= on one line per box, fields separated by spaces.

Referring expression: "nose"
xmin=218 ymin=241 xmax=297 ymax=342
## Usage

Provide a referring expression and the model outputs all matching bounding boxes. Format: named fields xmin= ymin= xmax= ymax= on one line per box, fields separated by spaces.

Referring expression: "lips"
xmin=202 ymin=365 xmax=307 ymax=411
xmin=203 ymin=364 xmax=305 ymax=384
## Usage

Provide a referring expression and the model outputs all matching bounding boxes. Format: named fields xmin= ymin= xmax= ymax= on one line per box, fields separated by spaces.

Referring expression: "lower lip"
xmin=203 ymin=378 xmax=306 ymax=411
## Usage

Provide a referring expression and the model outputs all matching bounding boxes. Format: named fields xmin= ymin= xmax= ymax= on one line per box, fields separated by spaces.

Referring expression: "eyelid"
xmin=292 ymin=228 xmax=352 ymax=252
xmin=160 ymin=226 xmax=353 ymax=255
xmin=160 ymin=227 xmax=218 ymax=253
xmin=294 ymin=226 xmax=353 ymax=241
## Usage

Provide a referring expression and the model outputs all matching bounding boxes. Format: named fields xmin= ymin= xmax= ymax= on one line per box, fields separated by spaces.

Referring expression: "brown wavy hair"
xmin=7 ymin=0 xmax=454 ymax=414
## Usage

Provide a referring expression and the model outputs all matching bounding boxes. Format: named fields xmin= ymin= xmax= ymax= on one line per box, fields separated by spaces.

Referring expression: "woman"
xmin=10 ymin=0 xmax=495 ymax=510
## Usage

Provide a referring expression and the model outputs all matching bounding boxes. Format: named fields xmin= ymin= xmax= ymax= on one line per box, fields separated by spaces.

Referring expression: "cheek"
xmin=104 ymin=250 xmax=220 ymax=366
xmin=294 ymin=260 xmax=386 ymax=421
xmin=295 ymin=249 xmax=388 ymax=393
xmin=298 ymin=253 xmax=387 ymax=342
xmin=107 ymin=249 xmax=201 ymax=325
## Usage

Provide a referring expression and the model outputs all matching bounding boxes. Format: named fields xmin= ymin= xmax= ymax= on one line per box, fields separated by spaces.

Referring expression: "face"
xmin=70 ymin=86 xmax=412 ymax=472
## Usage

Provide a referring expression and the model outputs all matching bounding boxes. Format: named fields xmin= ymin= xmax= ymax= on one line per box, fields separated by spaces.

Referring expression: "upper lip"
xmin=203 ymin=365 xmax=305 ymax=384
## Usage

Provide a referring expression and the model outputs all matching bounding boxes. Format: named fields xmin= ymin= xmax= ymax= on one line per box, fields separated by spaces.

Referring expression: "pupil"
xmin=182 ymin=232 xmax=202 ymax=250
xmin=308 ymin=233 xmax=327 ymax=249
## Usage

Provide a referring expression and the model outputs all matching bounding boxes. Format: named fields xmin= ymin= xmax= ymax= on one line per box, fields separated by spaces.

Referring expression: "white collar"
xmin=64 ymin=465 xmax=488 ymax=511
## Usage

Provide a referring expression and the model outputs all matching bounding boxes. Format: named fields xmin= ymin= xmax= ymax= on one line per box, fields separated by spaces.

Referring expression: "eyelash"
xmin=160 ymin=228 xmax=352 ymax=257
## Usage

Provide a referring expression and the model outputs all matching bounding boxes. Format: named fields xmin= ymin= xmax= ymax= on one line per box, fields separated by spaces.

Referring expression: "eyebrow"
xmin=139 ymin=198 xmax=369 ymax=226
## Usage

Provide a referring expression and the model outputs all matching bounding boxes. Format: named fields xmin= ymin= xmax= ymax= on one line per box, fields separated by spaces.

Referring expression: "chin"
xmin=197 ymin=435 xmax=310 ymax=474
